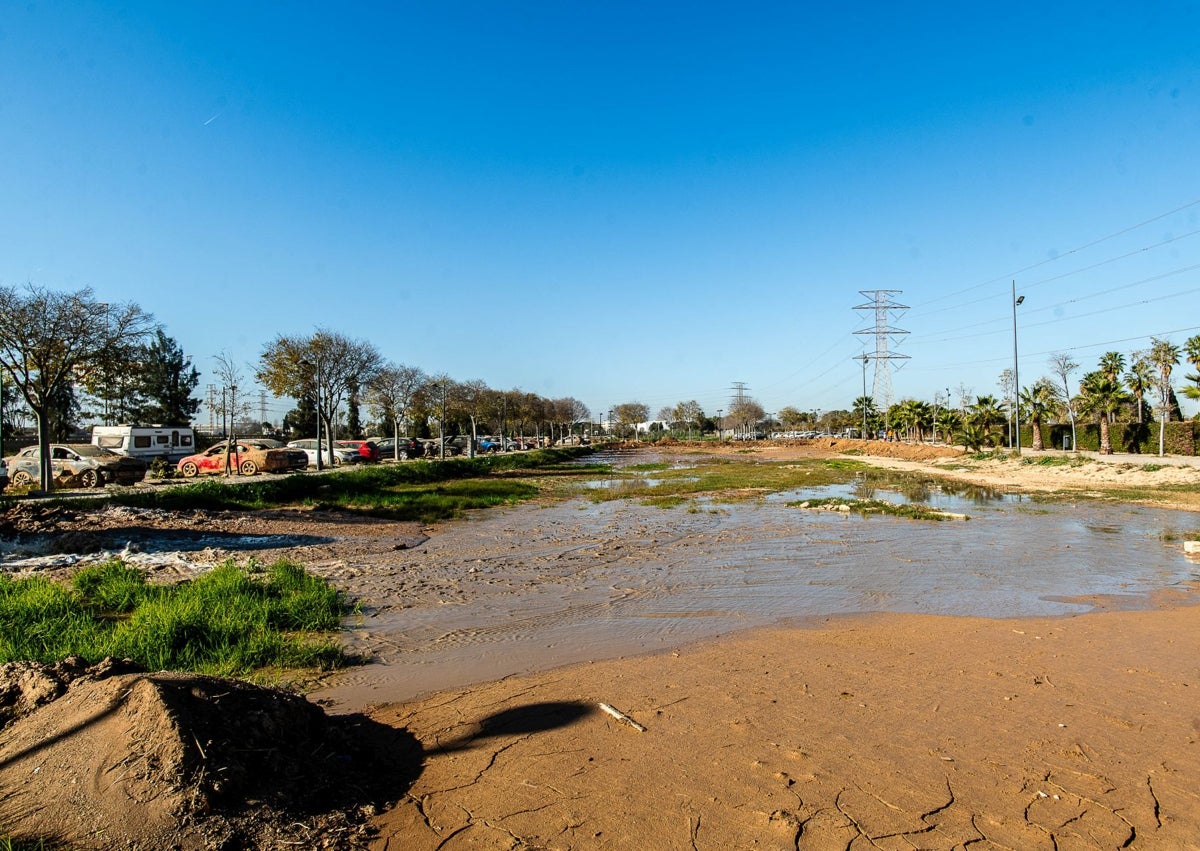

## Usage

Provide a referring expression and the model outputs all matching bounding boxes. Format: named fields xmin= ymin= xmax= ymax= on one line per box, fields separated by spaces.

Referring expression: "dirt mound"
xmin=0 ymin=660 xmax=421 ymax=849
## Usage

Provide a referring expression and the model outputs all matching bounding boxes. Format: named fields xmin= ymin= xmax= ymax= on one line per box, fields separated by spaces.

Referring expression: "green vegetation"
xmin=1019 ymin=454 xmax=1092 ymax=468
xmin=84 ymin=447 xmax=594 ymax=522
xmin=0 ymin=835 xmax=67 ymax=851
xmin=576 ymin=457 xmax=867 ymax=504
xmin=0 ymin=559 xmax=350 ymax=677
xmin=787 ymin=497 xmax=967 ymax=521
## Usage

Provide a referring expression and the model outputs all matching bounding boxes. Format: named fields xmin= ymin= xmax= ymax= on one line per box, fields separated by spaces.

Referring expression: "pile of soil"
xmin=0 ymin=658 xmax=421 ymax=849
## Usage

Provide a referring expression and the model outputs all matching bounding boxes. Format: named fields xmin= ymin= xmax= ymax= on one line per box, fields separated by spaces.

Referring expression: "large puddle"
xmin=314 ymin=463 xmax=1200 ymax=710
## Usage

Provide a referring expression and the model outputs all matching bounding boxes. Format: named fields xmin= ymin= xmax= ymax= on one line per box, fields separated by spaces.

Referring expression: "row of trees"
xmin=0 ymin=285 xmax=595 ymax=488
xmin=839 ymin=337 xmax=1200 ymax=455
xmin=254 ymin=329 xmax=593 ymax=461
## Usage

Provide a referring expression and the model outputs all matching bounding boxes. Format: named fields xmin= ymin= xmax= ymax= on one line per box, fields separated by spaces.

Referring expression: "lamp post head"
xmin=1015 ymin=295 xmax=1025 ymax=306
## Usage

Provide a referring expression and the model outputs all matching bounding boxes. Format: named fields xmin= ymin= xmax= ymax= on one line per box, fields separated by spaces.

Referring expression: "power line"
xmin=915 ymin=196 xmax=1200 ymax=310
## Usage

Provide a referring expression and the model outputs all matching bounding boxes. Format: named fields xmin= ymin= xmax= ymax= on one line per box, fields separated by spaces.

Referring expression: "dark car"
xmin=374 ymin=437 xmax=422 ymax=461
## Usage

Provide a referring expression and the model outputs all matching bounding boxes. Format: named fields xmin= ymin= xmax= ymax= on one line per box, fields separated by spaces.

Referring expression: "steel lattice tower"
xmin=853 ymin=290 xmax=910 ymax=412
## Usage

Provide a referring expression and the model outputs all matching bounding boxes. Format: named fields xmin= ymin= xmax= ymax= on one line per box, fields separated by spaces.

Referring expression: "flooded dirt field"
xmin=311 ymin=452 xmax=1200 ymax=710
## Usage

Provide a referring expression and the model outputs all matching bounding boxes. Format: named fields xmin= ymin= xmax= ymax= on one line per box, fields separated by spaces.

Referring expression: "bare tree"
xmin=0 ymin=285 xmax=154 ymax=489
xmin=367 ymin=362 xmax=426 ymax=459
xmin=1048 ymin=353 xmax=1079 ymax=451
xmin=257 ymin=329 xmax=382 ymax=467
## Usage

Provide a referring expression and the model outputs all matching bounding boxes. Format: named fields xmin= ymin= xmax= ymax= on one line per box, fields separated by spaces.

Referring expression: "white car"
xmin=285 ymin=439 xmax=358 ymax=467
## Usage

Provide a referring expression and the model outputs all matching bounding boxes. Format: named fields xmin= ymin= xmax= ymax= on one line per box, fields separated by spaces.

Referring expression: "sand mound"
xmin=0 ymin=660 xmax=420 ymax=849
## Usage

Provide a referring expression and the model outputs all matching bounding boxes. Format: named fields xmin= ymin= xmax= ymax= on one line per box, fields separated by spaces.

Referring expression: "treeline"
xmin=0 ymin=284 xmax=594 ymax=489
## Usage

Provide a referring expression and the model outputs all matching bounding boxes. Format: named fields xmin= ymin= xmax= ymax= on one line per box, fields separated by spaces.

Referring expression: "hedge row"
xmin=1016 ymin=421 xmax=1199 ymax=455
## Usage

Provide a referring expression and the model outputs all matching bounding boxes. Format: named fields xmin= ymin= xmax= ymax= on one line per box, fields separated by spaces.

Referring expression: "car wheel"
xmin=180 ymin=461 xmax=199 ymax=478
xmin=79 ymin=469 xmax=101 ymax=489
xmin=11 ymin=470 xmax=34 ymax=487
xmin=240 ymin=459 xmax=259 ymax=476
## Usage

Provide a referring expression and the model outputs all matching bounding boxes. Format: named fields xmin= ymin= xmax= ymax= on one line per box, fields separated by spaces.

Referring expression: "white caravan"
xmin=91 ymin=425 xmax=197 ymax=463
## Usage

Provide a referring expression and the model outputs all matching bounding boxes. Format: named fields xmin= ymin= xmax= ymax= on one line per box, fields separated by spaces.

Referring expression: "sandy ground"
xmin=3 ymin=440 xmax=1200 ymax=849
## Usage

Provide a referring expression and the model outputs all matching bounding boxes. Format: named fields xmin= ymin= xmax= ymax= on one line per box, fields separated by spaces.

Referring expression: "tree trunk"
xmin=1031 ymin=417 xmax=1044 ymax=451
xmin=36 ymin=413 xmax=53 ymax=490
xmin=1099 ymin=416 xmax=1113 ymax=455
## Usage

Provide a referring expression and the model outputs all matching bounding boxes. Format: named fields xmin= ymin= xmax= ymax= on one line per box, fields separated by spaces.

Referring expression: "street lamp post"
xmin=1012 ymin=282 xmax=1024 ymax=456
xmin=716 ymin=409 xmax=723 ymax=440
xmin=440 ymin=383 xmax=448 ymax=460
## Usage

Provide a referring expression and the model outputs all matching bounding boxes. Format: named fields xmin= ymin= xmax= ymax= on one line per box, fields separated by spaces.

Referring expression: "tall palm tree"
xmin=1019 ymin=379 xmax=1055 ymax=451
xmin=1124 ymin=354 xmax=1153 ymax=424
xmin=1148 ymin=337 xmax=1180 ymax=456
xmin=1078 ymin=371 xmax=1131 ymax=455
xmin=1096 ymin=352 xmax=1126 ymax=423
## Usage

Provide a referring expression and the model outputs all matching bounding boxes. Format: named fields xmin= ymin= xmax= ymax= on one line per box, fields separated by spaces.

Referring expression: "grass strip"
xmin=0 ymin=559 xmax=350 ymax=677
xmin=787 ymin=496 xmax=967 ymax=521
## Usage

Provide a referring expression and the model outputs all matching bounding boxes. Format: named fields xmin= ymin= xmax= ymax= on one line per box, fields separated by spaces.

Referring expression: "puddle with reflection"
xmin=315 ymin=476 xmax=1200 ymax=709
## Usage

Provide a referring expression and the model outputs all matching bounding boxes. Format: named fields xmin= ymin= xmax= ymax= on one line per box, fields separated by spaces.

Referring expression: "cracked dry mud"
xmin=368 ymin=605 xmax=1200 ymax=849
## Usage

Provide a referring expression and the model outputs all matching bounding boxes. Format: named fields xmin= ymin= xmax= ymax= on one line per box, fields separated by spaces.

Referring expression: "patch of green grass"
xmin=1140 ymin=464 xmax=1164 ymax=472
xmin=1020 ymin=454 xmax=1091 ymax=468
xmin=1161 ymin=528 xmax=1200 ymax=543
xmin=0 ymin=834 xmax=69 ymax=850
xmin=626 ymin=462 xmax=671 ymax=471
xmin=639 ymin=495 xmax=689 ymax=509
xmin=335 ymin=478 xmax=540 ymax=522
xmin=0 ymin=559 xmax=351 ymax=677
xmin=787 ymin=496 xmax=966 ymax=521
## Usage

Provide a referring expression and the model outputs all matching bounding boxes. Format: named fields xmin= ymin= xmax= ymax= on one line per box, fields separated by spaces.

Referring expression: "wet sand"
xmin=369 ymin=605 xmax=1200 ymax=849
xmin=352 ymin=444 xmax=1200 ymax=848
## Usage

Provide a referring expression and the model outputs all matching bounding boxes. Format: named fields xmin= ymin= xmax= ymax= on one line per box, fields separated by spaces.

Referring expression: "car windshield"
xmin=71 ymin=445 xmax=119 ymax=458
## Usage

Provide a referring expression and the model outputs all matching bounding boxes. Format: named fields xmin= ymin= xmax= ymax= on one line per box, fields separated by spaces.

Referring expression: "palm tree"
xmin=897 ymin=398 xmax=928 ymax=441
xmin=1183 ymin=334 xmax=1200 ymax=403
xmin=1148 ymin=338 xmax=1180 ymax=456
xmin=1096 ymin=352 xmax=1126 ymax=423
xmin=1124 ymin=354 xmax=1153 ymax=424
xmin=1019 ymin=379 xmax=1056 ymax=451
xmin=935 ymin=408 xmax=961 ymax=444
xmin=852 ymin=396 xmax=877 ymax=434
xmin=968 ymin=395 xmax=1005 ymax=446
xmin=1078 ymin=371 xmax=1131 ymax=455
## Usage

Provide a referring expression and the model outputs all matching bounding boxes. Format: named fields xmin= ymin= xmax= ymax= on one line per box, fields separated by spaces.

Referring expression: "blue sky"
xmin=3 ymin=1 xmax=1199 ymax=425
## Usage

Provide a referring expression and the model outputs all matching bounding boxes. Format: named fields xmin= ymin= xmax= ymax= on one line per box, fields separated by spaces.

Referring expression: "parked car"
xmin=286 ymin=439 xmax=359 ymax=467
xmin=239 ymin=439 xmax=309 ymax=471
xmin=374 ymin=437 xmax=422 ymax=460
xmin=422 ymin=437 xmax=462 ymax=457
xmin=176 ymin=441 xmax=295 ymax=477
xmin=338 ymin=439 xmax=381 ymax=463
xmin=5 ymin=443 xmax=149 ymax=488
xmin=477 ymin=437 xmax=503 ymax=454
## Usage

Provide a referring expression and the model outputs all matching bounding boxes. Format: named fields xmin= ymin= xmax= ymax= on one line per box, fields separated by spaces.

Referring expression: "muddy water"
xmin=312 ymin=471 xmax=1200 ymax=711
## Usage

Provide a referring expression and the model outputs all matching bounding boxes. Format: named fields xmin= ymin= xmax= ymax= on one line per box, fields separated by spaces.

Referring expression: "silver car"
xmin=285 ymin=439 xmax=358 ymax=467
